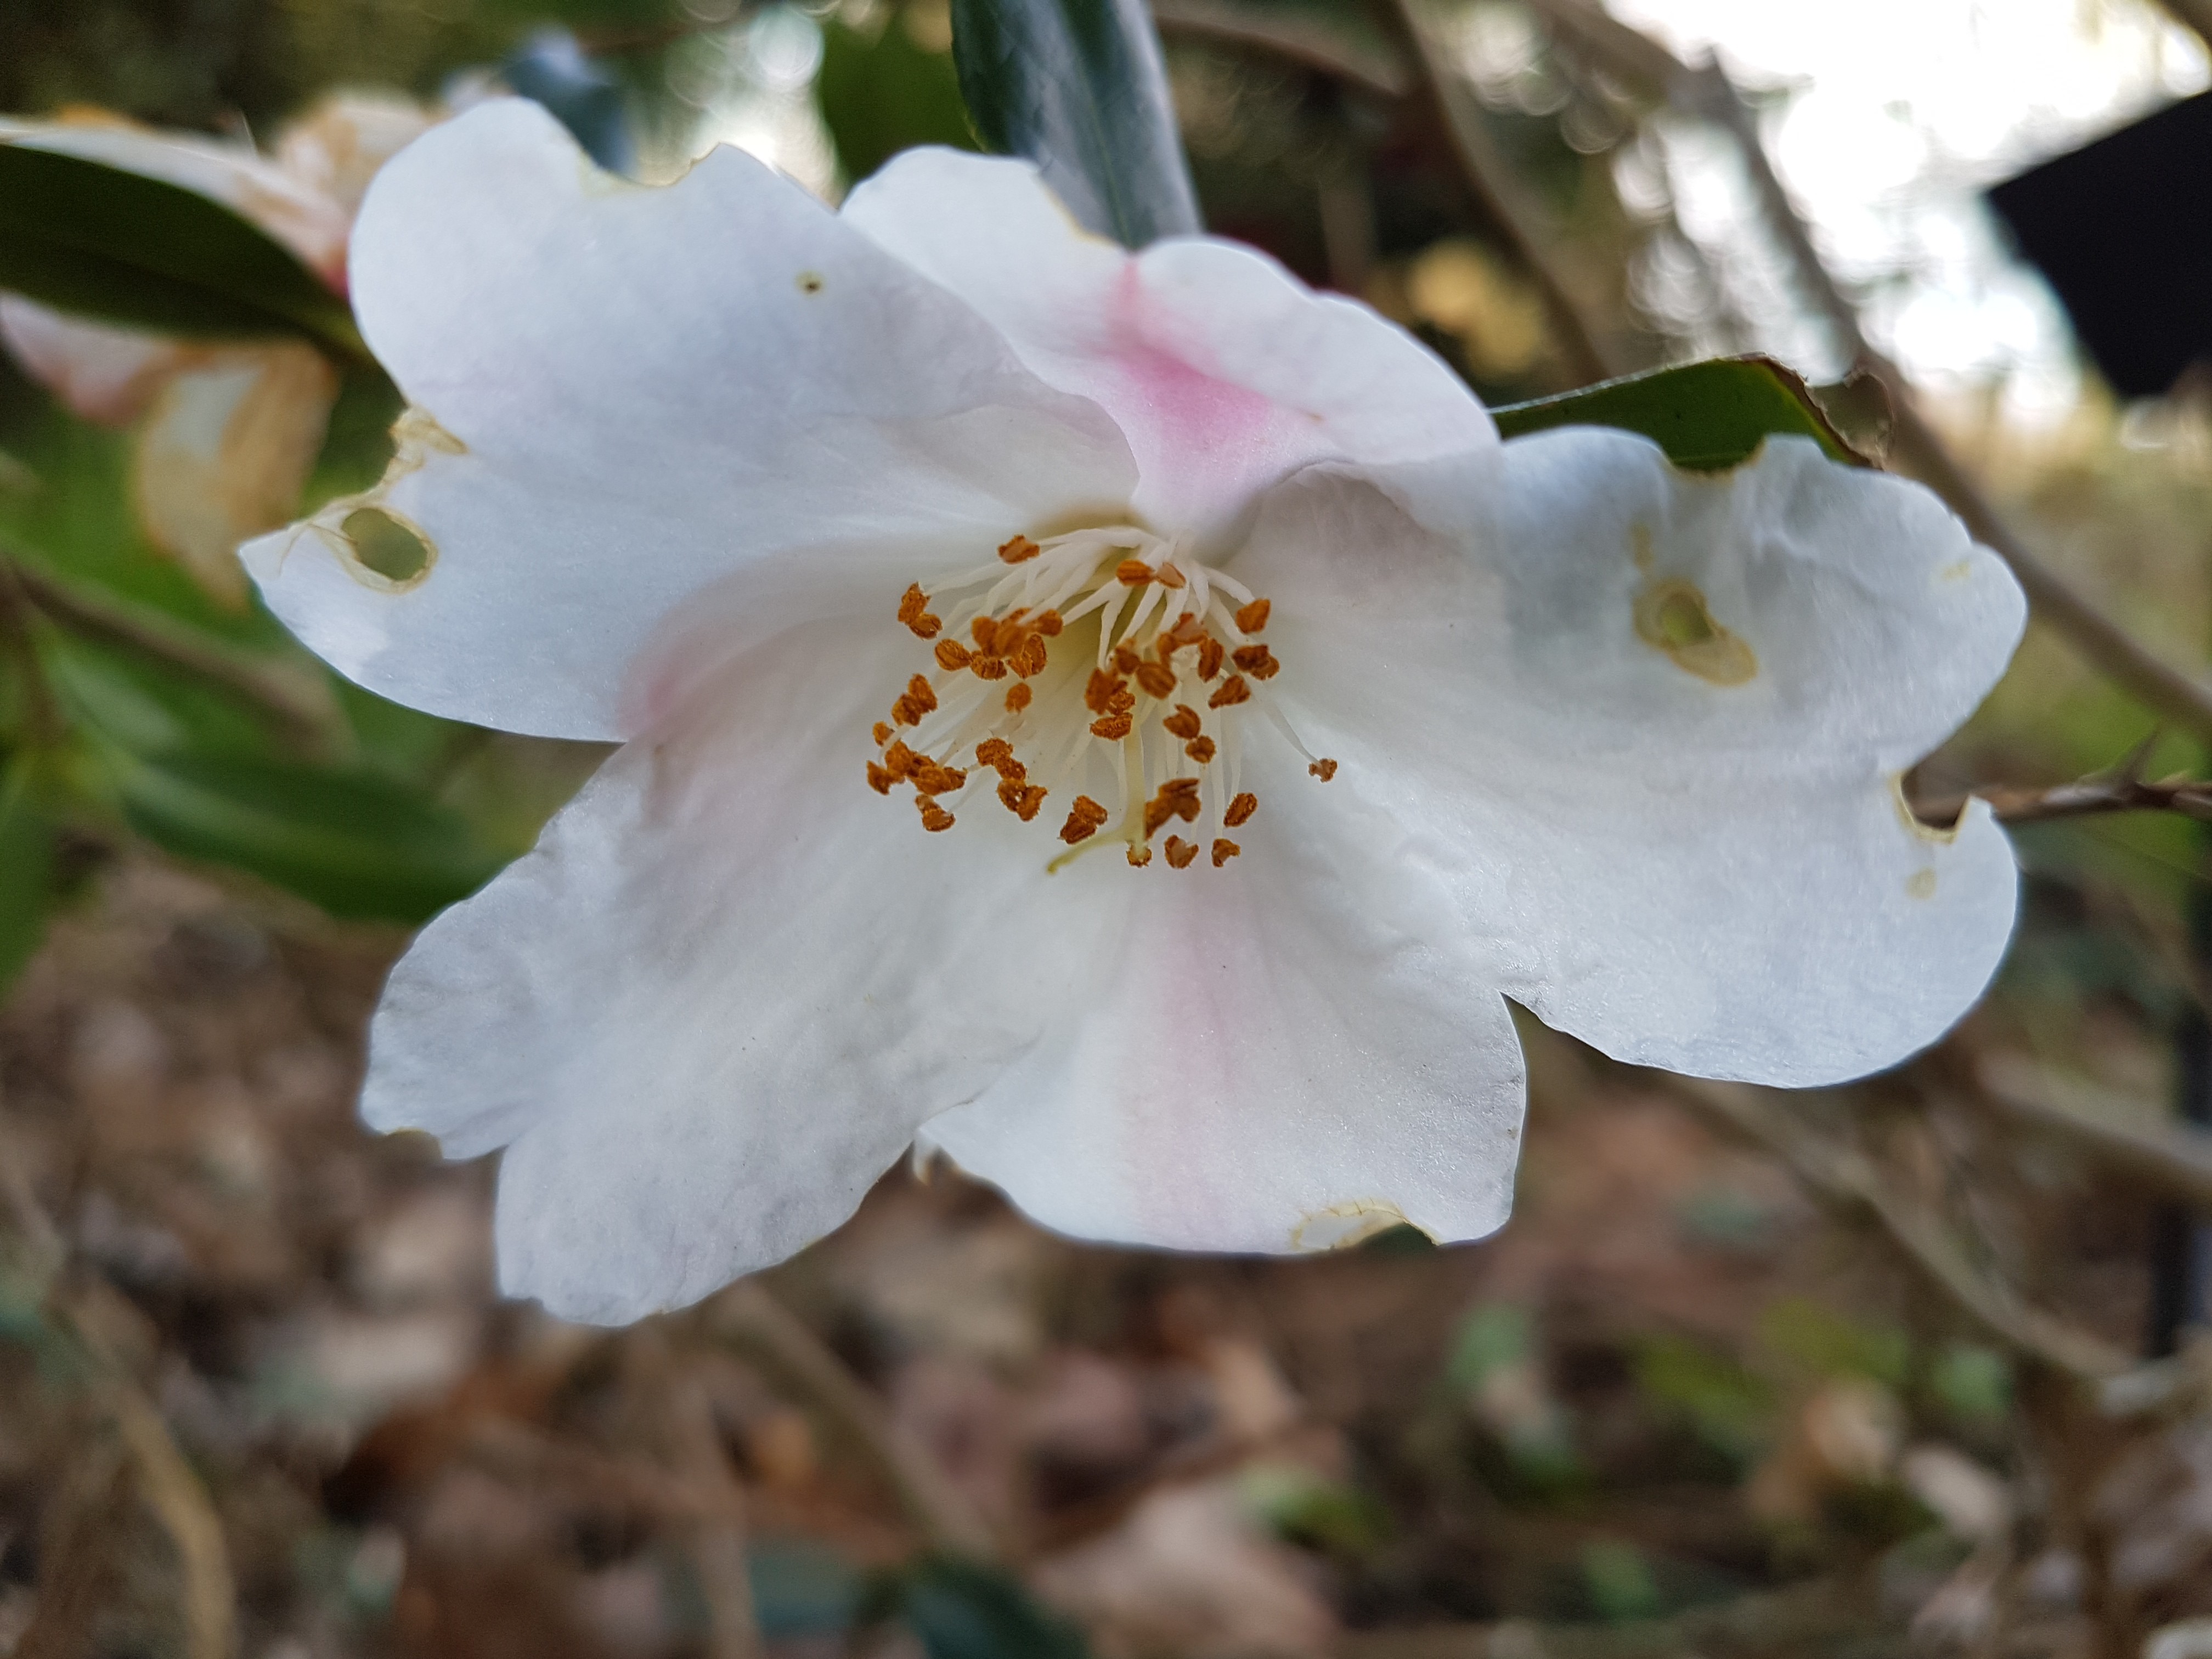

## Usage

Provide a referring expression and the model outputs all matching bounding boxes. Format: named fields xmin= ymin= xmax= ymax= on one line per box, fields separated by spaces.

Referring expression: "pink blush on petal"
xmin=1090 ymin=264 xmax=1336 ymax=539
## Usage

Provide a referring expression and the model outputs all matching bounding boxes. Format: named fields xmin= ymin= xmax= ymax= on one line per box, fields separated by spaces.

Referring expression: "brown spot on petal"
xmin=1632 ymin=578 xmax=1757 ymax=686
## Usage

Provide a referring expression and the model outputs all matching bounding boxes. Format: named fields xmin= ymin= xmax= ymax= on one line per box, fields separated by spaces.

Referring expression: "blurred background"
xmin=5 ymin=1 xmax=2212 ymax=1655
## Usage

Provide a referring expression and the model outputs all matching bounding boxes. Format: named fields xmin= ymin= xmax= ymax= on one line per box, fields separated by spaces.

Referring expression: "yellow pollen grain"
xmin=1116 ymin=558 xmax=1154 ymax=586
xmin=1310 ymin=758 xmax=1338 ymax=781
xmin=1211 ymin=838 xmax=1240 ymax=866
xmin=1209 ymin=674 xmax=1251 ymax=709
xmin=1164 ymin=836 xmax=1199 ymax=869
xmin=1234 ymin=597 xmax=1271 ymax=633
xmin=1224 ymin=792 xmax=1257 ymax=827
xmin=997 ymin=534 xmax=1041 ymax=563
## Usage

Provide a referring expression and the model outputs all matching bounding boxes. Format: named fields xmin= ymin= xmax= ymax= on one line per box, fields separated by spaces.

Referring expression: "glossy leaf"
xmin=111 ymin=751 xmax=504 ymax=923
xmin=1491 ymin=355 xmax=1871 ymax=472
xmin=949 ymin=0 xmax=1199 ymax=249
xmin=0 ymin=141 xmax=365 ymax=359
xmin=0 ymin=759 xmax=57 ymax=996
xmin=819 ymin=6 xmax=980 ymax=184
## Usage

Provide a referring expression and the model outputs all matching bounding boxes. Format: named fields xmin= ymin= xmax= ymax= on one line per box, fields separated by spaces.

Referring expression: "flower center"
xmin=865 ymin=526 xmax=1336 ymax=869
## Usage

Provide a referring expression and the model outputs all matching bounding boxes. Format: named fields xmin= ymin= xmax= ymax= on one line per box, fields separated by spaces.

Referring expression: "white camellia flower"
xmin=0 ymin=95 xmax=436 ymax=603
xmin=244 ymin=101 xmax=2025 ymax=1324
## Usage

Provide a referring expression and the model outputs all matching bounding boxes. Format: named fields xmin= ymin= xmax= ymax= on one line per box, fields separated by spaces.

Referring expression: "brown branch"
xmin=1917 ymin=773 xmax=2212 ymax=828
xmin=1380 ymin=0 xmax=1623 ymax=388
xmin=2 ymin=551 xmax=343 ymax=755
xmin=1662 ymin=1076 xmax=2136 ymax=1383
xmin=1525 ymin=0 xmax=2212 ymax=746
xmin=1972 ymin=1055 xmax=2212 ymax=1211
xmin=1153 ymin=0 xmax=1410 ymax=99
xmin=701 ymin=1280 xmax=998 ymax=1560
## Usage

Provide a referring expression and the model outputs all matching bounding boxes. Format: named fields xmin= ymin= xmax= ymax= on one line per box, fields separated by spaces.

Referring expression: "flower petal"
xmin=842 ymin=148 xmax=1494 ymax=545
xmin=1235 ymin=432 xmax=2025 ymax=1087
xmin=0 ymin=115 xmax=352 ymax=279
xmin=919 ymin=771 xmax=1526 ymax=1254
xmin=364 ymin=618 xmax=1114 ymax=1323
xmin=134 ymin=342 xmax=340 ymax=608
xmin=242 ymin=101 xmax=1134 ymax=742
xmin=0 ymin=300 xmax=189 ymax=426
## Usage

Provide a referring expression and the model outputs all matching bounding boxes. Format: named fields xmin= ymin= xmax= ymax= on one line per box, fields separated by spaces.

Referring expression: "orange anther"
xmin=917 ymin=798 xmax=956 ymax=832
xmin=1090 ymin=713 xmax=1134 ymax=740
xmin=1164 ymin=836 xmax=1199 ymax=869
xmin=1197 ymin=637 xmax=1225 ymax=681
xmin=1143 ymin=798 xmax=1175 ymax=837
xmin=1207 ymin=674 xmax=1251 ymax=709
xmin=1234 ymin=597 xmax=1271 ymax=633
xmin=1224 ymin=792 xmax=1257 ymax=827
xmin=882 ymin=741 xmax=919 ymax=778
xmin=1134 ymin=661 xmax=1177 ymax=698
xmin=1116 ymin=558 xmax=1154 ymax=586
xmin=998 ymin=777 xmax=1047 ymax=820
xmin=1163 ymin=705 xmax=1203 ymax=741
xmin=1060 ymin=796 xmax=1109 ymax=844
xmin=911 ymin=760 xmax=967 ymax=794
xmin=1166 ymin=614 xmax=1205 ymax=650
xmin=1211 ymin=838 xmax=1240 ymax=867
xmin=1185 ymin=737 xmax=1216 ymax=763
xmin=897 ymin=584 xmax=941 ymax=639
xmin=935 ymin=639 xmax=973 ymax=671
xmin=1012 ymin=634 xmax=1049 ymax=678
xmin=1005 ymin=683 xmax=1033 ymax=713
xmin=1156 ymin=563 xmax=1187 ymax=589
xmin=971 ymin=656 xmax=1009 ymax=680
xmin=1309 ymin=758 xmax=1339 ymax=781
xmin=1231 ymin=644 xmax=1279 ymax=680
xmin=866 ymin=762 xmax=895 ymax=794
xmin=891 ymin=674 xmax=939 ymax=726
xmin=1112 ymin=643 xmax=1141 ymax=674
xmin=1126 ymin=844 xmax=1153 ymax=867
xmin=997 ymin=534 xmax=1041 ymax=563
xmin=872 ymin=721 xmax=892 ymax=746
xmin=1084 ymin=669 xmax=1126 ymax=715
xmin=975 ymin=737 xmax=1015 ymax=772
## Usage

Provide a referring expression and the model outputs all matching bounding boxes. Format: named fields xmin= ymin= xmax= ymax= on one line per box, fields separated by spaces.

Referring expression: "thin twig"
xmin=2 ymin=552 xmax=342 ymax=754
xmin=701 ymin=1281 xmax=998 ymax=1560
xmin=1380 ymin=0 xmax=1622 ymax=388
xmin=1662 ymin=1076 xmax=2135 ymax=1383
xmin=1971 ymin=1055 xmax=2212 ymax=1211
xmin=1153 ymin=0 xmax=1411 ymax=98
xmin=667 ymin=1360 xmax=765 ymax=1659
xmin=1918 ymin=773 xmax=2212 ymax=828
xmin=0 ymin=1088 xmax=237 ymax=1659
xmin=1525 ymin=0 xmax=2212 ymax=746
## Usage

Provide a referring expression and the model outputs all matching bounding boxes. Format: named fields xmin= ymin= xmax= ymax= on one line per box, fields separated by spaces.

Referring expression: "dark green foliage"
xmin=1492 ymin=356 xmax=1870 ymax=471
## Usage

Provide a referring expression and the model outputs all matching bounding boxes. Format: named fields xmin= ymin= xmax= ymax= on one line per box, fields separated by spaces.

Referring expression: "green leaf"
xmin=111 ymin=750 xmax=505 ymax=923
xmin=884 ymin=1556 xmax=1089 ymax=1659
xmin=0 ymin=141 xmax=366 ymax=360
xmin=1491 ymin=355 xmax=1871 ymax=472
xmin=0 ymin=758 xmax=57 ymax=996
xmin=950 ymin=0 xmax=1200 ymax=249
xmin=819 ymin=7 xmax=981 ymax=185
